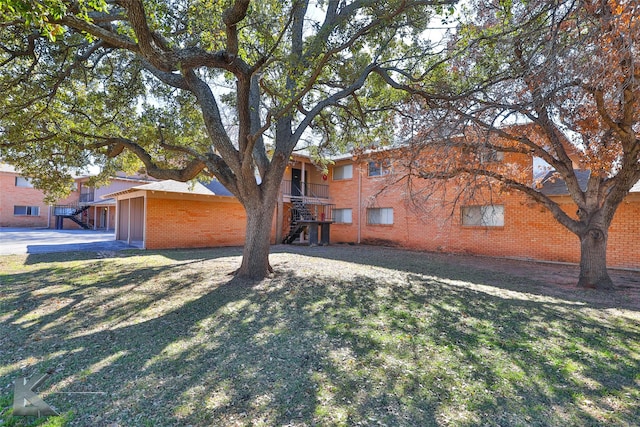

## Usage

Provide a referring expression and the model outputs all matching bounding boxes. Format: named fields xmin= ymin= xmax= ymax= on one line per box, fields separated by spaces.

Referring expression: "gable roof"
xmin=102 ymin=179 xmax=233 ymax=199
xmin=540 ymin=170 xmax=590 ymax=195
xmin=201 ymin=179 xmax=233 ymax=196
xmin=540 ymin=170 xmax=640 ymax=196
xmin=134 ymin=180 xmax=214 ymax=194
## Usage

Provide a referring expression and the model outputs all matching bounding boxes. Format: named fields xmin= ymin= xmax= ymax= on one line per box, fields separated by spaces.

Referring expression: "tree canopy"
xmin=376 ymin=0 xmax=640 ymax=288
xmin=0 ymin=0 xmax=453 ymax=277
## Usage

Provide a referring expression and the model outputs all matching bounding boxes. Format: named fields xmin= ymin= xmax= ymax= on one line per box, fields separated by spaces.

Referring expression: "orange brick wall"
xmin=0 ymin=171 xmax=80 ymax=228
xmin=144 ymin=196 xmax=249 ymax=249
xmin=605 ymin=197 xmax=640 ymax=269
xmin=328 ymin=158 xmax=640 ymax=270
xmin=0 ymin=172 xmax=49 ymax=227
xmin=329 ymin=159 xmax=362 ymax=243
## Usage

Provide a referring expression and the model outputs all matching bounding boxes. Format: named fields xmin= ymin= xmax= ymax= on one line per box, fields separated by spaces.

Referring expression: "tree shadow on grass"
xmin=1 ymin=246 xmax=639 ymax=426
xmin=21 ymin=245 xmax=245 ymax=266
xmin=2 ymin=270 xmax=325 ymax=425
xmin=284 ymin=269 xmax=640 ymax=426
xmin=2 ymin=255 xmax=327 ymax=424
xmin=272 ymin=244 xmax=640 ymax=311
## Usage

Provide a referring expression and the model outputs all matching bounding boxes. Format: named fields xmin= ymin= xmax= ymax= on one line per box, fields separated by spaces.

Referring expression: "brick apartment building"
xmin=0 ymin=163 xmax=155 ymax=230
xmin=3 ymin=151 xmax=639 ymax=269
xmin=0 ymin=163 xmax=75 ymax=228
xmin=326 ymin=152 xmax=640 ymax=270
xmin=104 ymin=150 xmax=639 ymax=270
xmin=102 ymin=154 xmax=330 ymax=250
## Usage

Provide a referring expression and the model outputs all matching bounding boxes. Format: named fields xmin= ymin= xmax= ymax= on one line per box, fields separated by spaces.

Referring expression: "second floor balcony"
xmin=80 ymin=189 xmax=95 ymax=203
xmin=281 ymin=180 xmax=329 ymax=199
xmin=79 ymin=186 xmax=95 ymax=203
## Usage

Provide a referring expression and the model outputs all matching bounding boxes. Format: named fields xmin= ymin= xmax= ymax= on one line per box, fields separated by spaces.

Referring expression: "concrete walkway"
xmin=0 ymin=228 xmax=134 ymax=255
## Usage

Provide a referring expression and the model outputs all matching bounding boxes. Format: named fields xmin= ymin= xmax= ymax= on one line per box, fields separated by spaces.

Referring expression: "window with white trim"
xmin=15 ymin=176 xmax=34 ymax=188
xmin=367 ymin=207 xmax=393 ymax=225
xmin=333 ymin=164 xmax=353 ymax=180
xmin=14 ymin=205 xmax=40 ymax=216
xmin=368 ymin=159 xmax=391 ymax=177
xmin=461 ymin=205 xmax=504 ymax=227
xmin=333 ymin=208 xmax=352 ymax=224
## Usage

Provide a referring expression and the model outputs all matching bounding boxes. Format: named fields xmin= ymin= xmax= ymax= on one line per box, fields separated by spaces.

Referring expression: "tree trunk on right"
xmin=577 ymin=226 xmax=614 ymax=289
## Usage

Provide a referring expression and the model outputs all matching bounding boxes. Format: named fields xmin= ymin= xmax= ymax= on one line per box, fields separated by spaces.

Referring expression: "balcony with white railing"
xmin=281 ymin=180 xmax=329 ymax=199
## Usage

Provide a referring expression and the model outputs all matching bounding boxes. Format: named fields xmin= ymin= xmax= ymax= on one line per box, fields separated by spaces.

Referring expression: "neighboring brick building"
xmin=0 ymin=163 xmax=78 ymax=228
xmin=0 ymin=163 xmax=155 ymax=230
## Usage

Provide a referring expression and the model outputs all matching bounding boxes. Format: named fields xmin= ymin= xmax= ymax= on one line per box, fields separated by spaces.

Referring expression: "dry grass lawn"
xmin=1 ymin=245 xmax=639 ymax=426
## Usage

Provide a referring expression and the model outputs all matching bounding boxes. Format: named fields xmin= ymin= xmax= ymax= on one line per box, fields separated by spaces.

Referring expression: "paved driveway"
xmin=0 ymin=228 xmax=134 ymax=255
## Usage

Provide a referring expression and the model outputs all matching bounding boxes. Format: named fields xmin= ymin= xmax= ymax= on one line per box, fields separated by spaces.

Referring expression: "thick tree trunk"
xmin=577 ymin=226 xmax=614 ymax=289
xmin=236 ymin=200 xmax=276 ymax=279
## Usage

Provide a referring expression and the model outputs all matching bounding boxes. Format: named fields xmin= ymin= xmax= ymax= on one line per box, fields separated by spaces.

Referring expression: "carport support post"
xmin=127 ymin=199 xmax=132 ymax=244
xmin=114 ymin=202 xmax=119 ymax=239
xmin=93 ymin=206 xmax=97 ymax=230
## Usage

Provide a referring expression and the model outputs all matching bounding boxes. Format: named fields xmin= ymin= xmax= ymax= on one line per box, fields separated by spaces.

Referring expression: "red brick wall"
xmin=328 ymin=158 xmax=640 ymax=270
xmin=329 ymin=159 xmax=361 ymax=243
xmin=144 ymin=196 xmax=249 ymax=249
xmin=0 ymin=172 xmax=49 ymax=227
xmin=603 ymin=197 xmax=640 ymax=269
xmin=0 ymin=171 xmax=78 ymax=228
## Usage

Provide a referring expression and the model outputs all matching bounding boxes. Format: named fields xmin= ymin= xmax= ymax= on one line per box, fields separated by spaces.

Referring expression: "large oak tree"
xmin=376 ymin=0 xmax=640 ymax=289
xmin=0 ymin=0 xmax=451 ymax=278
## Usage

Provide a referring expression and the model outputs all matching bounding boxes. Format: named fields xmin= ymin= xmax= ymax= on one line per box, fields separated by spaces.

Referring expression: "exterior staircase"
xmin=283 ymin=197 xmax=334 ymax=244
xmin=283 ymin=197 xmax=314 ymax=244
xmin=54 ymin=204 xmax=92 ymax=229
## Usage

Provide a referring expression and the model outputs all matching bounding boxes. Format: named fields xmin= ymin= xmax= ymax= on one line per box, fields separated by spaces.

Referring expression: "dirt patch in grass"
xmin=1 ymin=245 xmax=639 ymax=426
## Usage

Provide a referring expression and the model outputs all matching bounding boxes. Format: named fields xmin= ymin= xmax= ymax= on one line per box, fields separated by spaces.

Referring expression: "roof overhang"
xmin=103 ymin=179 xmax=238 ymax=203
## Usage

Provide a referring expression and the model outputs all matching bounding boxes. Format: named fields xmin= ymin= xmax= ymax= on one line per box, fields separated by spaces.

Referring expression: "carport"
xmin=116 ymin=196 xmax=145 ymax=246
